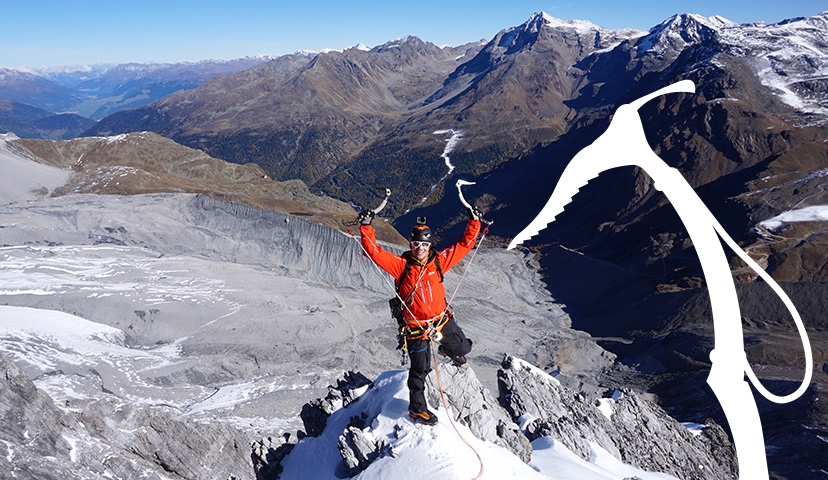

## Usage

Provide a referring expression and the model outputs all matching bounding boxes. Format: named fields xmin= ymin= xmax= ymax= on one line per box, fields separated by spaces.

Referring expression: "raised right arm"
xmin=360 ymin=225 xmax=406 ymax=279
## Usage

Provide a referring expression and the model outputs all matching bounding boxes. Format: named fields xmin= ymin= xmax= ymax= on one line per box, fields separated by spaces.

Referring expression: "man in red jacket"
xmin=358 ymin=209 xmax=481 ymax=426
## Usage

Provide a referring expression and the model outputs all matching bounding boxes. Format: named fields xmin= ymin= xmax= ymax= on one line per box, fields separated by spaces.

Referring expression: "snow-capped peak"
xmin=632 ymin=13 xmax=732 ymax=58
xmin=497 ymin=12 xmax=646 ymax=51
xmin=376 ymin=35 xmax=424 ymax=51
xmin=539 ymin=12 xmax=604 ymax=35
xmin=652 ymin=13 xmax=737 ymax=33
xmin=647 ymin=13 xmax=729 ymax=44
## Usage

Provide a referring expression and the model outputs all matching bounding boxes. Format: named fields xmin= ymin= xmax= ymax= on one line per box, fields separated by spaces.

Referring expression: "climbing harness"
xmin=401 ymin=310 xmax=452 ymax=341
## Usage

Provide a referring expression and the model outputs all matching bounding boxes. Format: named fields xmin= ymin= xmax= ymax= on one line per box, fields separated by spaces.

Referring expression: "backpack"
xmin=389 ymin=250 xmax=443 ymax=326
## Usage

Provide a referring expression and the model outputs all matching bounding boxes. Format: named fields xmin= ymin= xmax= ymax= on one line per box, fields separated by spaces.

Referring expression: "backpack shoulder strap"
xmin=396 ymin=252 xmax=413 ymax=293
xmin=432 ymin=251 xmax=444 ymax=282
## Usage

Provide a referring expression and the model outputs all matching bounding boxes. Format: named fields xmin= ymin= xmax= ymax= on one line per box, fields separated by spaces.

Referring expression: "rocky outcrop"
xmin=251 ymin=434 xmax=298 ymax=480
xmin=0 ymin=354 xmax=80 ymax=479
xmin=337 ymin=423 xmax=387 ymax=476
xmin=255 ymin=371 xmax=380 ymax=478
xmin=425 ymin=362 xmax=533 ymax=462
xmin=299 ymin=371 xmax=374 ymax=438
xmin=80 ymin=397 xmax=253 ymax=480
xmin=497 ymin=355 xmax=738 ymax=480
xmin=1 ymin=354 xmax=254 ymax=480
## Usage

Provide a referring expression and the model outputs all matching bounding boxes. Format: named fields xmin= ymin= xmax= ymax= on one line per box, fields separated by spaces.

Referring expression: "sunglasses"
xmin=411 ymin=241 xmax=431 ymax=248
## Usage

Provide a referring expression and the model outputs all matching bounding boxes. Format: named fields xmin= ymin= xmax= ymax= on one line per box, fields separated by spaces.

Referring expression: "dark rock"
xmin=251 ymin=434 xmax=297 ymax=480
xmin=337 ymin=425 xmax=387 ymax=477
xmin=300 ymin=370 xmax=373 ymax=438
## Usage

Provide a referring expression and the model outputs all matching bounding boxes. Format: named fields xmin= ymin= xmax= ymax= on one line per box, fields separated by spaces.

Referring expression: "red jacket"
xmin=360 ymin=220 xmax=481 ymax=326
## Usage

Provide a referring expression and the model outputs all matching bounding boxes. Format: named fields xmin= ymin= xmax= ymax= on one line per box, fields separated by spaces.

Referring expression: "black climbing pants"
xmin=407 ymin=316 xmax=472 ymax=413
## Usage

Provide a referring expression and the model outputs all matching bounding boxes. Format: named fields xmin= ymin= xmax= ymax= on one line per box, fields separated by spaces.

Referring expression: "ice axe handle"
xmin=342 ymin=188 xmax=391 ymax=226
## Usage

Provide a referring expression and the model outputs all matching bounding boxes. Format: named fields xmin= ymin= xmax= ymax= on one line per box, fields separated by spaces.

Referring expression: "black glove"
xmin=358 ymin=209 xmax=375 ymax=225
xmin=467 ymin=205 xmax=482 ymax=221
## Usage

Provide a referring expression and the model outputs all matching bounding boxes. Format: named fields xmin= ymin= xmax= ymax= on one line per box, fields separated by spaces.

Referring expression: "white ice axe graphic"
xmin=509 ymin=80 xmax=813 ymax=480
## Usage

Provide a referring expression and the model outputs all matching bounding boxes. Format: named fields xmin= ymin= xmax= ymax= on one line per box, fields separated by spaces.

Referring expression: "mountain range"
xmin=0 ymin=57 xmax=278 ymax=139
xmin=2 ymin=9 xmax=828 ymax=479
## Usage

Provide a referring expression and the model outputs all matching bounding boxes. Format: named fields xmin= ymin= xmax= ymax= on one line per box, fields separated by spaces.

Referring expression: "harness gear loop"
xmin=401 ymin=310 xmax=452 ymax=341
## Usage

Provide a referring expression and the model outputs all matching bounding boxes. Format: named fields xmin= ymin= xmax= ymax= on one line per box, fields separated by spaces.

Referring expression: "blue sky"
xmin=2 ymin=1 xmax=825 ymax=69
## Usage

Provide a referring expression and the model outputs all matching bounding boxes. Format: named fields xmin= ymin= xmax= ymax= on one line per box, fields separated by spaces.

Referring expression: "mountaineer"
xmin=357 ymin=207 xmax=481 ymax=426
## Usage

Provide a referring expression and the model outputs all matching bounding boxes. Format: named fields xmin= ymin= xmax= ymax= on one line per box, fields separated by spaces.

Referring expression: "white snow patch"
xmin=1 ymin=439 xmax=14 ymax=462
xmin=530 ymin=437 xmax=678 ymax=479
xmin=517 ymin=413 xmax=538 ymax=431
xmin=682 ymin=422 xmax=706 ymax=437
xmin=64 ymin=435 xmax=79 ymax=462
xmin=433 ymin=128 xmax=462 ymax=175
xmin=0 ymin=305 xmax=132 ymax=371
xmin=759 ymin=205 xmax=828 ymax=230
xmin=596 ymin=399 xmax=614 ymax=419
xmin=102 ymin=134 xmax=128 ymax=145
xmin=510 ymin=356 xmax=562 ymax=386
xmin=184 ymin=377 xmax=319 ymax=416
xmin=404 ymin=129 xmax=464 ymax=214
xmin=596 ymin=389 xmax=624 ymax=419
xmin=540 ymin=13 xmax=604 ymax=35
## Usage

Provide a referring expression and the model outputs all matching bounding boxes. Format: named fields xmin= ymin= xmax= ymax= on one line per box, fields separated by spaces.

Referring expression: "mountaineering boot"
xmin=438 ymin=345 xmax=467 ymax=368
xmin=408 ymin=409 xmax=438 ymax=426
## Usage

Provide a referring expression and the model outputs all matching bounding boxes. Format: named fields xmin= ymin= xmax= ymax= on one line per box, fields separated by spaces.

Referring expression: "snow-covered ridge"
xmin=626 ymin=10 xmax=828 ymax=117
xmin=276 ymin=369 xmax=681 ymax=480
xmin=540 ymin=12 xmax=605 ymax=34
xmin=719 ymin=11 xmax=828 ymax=116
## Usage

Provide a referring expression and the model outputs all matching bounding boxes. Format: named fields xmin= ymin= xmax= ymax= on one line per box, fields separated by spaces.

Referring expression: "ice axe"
xmin=456 ymin=179 xmax=493 ymax=225
xmin=342 ymin=188 xmax=391 ymax=226
xmin=509 ymin=80 xmax=812 ymax=480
